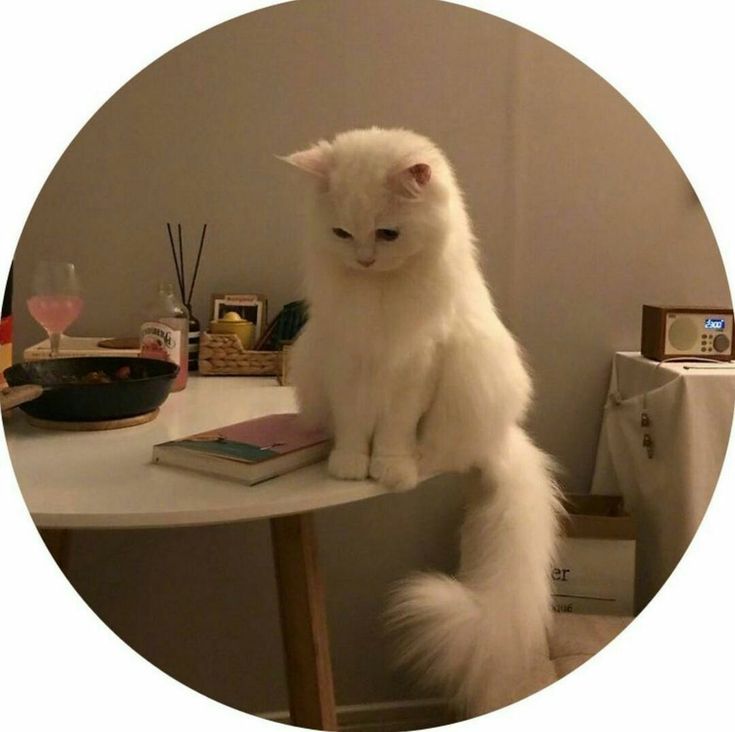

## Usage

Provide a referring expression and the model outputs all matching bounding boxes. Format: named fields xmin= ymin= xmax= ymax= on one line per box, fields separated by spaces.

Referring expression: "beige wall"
xmin=10 ymin=0 xmax=730 ymax=715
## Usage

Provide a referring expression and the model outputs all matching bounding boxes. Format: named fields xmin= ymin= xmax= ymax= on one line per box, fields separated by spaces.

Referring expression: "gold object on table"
xmin=209 ymin=313 xmax=256 ymax=349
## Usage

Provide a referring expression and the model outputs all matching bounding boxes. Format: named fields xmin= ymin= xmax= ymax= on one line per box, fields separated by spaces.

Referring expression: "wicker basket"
xmin=280 ymin=343 xmax=293 ymax=386
xmin=198 ymin=332 xmax=282 ymax=376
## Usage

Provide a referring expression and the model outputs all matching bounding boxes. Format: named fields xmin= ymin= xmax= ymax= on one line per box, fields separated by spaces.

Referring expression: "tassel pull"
xmin=642 ymin=433 xmax=654 ymax=459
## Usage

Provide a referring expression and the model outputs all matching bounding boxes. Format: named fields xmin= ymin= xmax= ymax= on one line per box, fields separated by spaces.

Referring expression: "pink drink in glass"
xmin=27 ymin=295 xmax=84 ymax=336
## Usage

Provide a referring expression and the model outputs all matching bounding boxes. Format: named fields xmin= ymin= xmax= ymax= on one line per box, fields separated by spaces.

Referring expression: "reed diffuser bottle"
xmin=186 ymin=306 xmax=200 ymax=372
xmin=165 ymin=222 xmax=208 ymax=374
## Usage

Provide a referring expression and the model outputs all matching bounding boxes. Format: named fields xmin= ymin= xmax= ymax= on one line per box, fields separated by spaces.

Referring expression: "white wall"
xmin=9 ymin=0 xmax=730 ymax=715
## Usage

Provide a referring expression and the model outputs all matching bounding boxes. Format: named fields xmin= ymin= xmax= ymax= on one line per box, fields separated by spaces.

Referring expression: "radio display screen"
xmin=705 ymin=318 xmax=726 ymax=329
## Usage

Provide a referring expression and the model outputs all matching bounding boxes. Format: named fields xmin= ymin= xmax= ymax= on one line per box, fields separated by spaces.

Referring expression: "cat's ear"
xmin=389 ymin=163 xmax=432 ymax=199
xmin=278 ymin=141 xmax=333 ymax=179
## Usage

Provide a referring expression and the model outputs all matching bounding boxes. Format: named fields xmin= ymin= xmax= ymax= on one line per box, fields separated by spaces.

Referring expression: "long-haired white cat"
xmin=281 ymin=127 xmax=562 ymax=716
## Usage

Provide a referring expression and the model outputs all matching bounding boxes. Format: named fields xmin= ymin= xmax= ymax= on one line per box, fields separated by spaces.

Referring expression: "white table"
xmin=591 ymin=352 xmax=735 ymax=611
xmin=3 ymin=375 xmax=390 ymax=730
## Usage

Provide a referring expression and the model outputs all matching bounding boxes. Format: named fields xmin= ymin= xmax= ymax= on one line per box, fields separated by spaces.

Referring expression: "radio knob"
xmin=713 ymin=333 xmax=730 ymax=353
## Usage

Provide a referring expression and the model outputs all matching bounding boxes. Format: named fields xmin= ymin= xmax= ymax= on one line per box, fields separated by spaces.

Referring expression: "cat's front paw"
xmin=369 ymin=454 xmax=419 ymax=492
xmin=328 ymin=449 xmax=370 ymax=480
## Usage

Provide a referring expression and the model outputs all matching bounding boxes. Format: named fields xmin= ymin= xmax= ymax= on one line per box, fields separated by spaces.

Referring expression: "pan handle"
xmin=1 ymin=384 xmax=45 ymax=415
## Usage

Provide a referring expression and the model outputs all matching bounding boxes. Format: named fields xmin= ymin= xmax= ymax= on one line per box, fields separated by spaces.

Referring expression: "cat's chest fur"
xmin=311 ymin=267 xmax=451 ymax=368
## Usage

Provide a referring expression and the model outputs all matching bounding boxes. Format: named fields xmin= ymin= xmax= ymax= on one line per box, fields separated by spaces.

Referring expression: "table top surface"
xmin=617 ymin=351 xmax=735 ymax=372
xmin=3 ymin=375 xmax=389 ymax=529
xmin=612 ymin=352 xmax=735 ymax=400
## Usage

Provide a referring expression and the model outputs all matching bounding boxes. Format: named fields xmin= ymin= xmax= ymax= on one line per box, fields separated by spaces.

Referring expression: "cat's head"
xmin=280 ymin=128 xmax=453 ymax=273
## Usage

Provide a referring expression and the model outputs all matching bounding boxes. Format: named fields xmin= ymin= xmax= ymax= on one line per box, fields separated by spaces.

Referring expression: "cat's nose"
xmin=358 ymin=258 xmax=376 ymax=268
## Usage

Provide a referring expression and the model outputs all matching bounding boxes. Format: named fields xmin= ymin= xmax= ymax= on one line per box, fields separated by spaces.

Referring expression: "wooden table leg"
xmin=270 ymin=512 xmax=338 ymax=731
xmin=39 ymin=528 xmax=71 ymax=573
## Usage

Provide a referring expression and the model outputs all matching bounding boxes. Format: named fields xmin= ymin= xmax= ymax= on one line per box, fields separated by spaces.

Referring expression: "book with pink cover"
xmin=152 ymin=412 xmax=331 ymax=484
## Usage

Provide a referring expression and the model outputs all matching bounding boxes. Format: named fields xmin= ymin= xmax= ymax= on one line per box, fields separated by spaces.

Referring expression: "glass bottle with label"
xmin=139 ymin=282 xmax=189 ymax=391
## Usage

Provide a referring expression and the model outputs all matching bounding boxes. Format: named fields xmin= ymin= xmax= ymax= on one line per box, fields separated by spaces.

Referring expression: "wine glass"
xmin=26 ymin=261 xmax=83 ymax=357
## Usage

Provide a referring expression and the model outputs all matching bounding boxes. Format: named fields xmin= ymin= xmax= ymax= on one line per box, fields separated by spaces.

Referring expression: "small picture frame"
xmin=211 ymin=293 xmax=268 ymax=339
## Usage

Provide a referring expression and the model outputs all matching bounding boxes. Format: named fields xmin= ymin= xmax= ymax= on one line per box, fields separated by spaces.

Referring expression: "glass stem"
xmin=49 ymin=332 xmax=61 ymax=357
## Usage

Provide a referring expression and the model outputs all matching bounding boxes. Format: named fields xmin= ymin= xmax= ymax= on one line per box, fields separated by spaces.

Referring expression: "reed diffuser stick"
xmin=165 ymin=222 xmax=209 ymax=306
xmin=187 ymin=223 xmax=208 ymax=305
xmin=166 ymin=222 xmax=185 ymax=297
xmin=177 ymin=223 xmax=186 ymax=302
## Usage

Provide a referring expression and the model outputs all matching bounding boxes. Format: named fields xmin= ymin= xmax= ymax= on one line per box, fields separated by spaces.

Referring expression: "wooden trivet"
xmin=27 ymin=409 xmax=159 ymax=431
xmin=97 ymin=337 xmax=140 ymax=350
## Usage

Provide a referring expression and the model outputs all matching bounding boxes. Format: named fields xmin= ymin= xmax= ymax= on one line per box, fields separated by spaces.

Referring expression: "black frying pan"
xmin=3 ymin=357 xmax=178 ymax=422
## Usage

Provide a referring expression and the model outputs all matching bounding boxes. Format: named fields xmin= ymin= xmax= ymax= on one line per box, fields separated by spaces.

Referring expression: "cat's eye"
xmin=376 ymin=229 xmax=400 ymax=242
xmin=332 ymin=227 xmax=353 ymax=240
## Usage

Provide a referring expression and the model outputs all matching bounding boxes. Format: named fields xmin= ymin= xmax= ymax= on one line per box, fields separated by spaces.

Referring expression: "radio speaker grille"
xmin=668 ymin=317 xmax=698 ymax=351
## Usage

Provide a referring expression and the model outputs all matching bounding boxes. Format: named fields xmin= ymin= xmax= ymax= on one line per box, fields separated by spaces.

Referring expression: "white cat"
xmin=281 ymin=127 xmax=562 ymax=716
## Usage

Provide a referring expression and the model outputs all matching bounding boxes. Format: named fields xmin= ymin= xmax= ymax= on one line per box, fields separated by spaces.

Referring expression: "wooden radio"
xmin=641 ymin=305 xmax=734 ymax=361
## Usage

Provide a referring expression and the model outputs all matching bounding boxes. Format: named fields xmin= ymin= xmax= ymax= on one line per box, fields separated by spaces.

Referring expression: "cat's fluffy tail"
xmin=387 ymin=425 xmax=564 ymax=716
